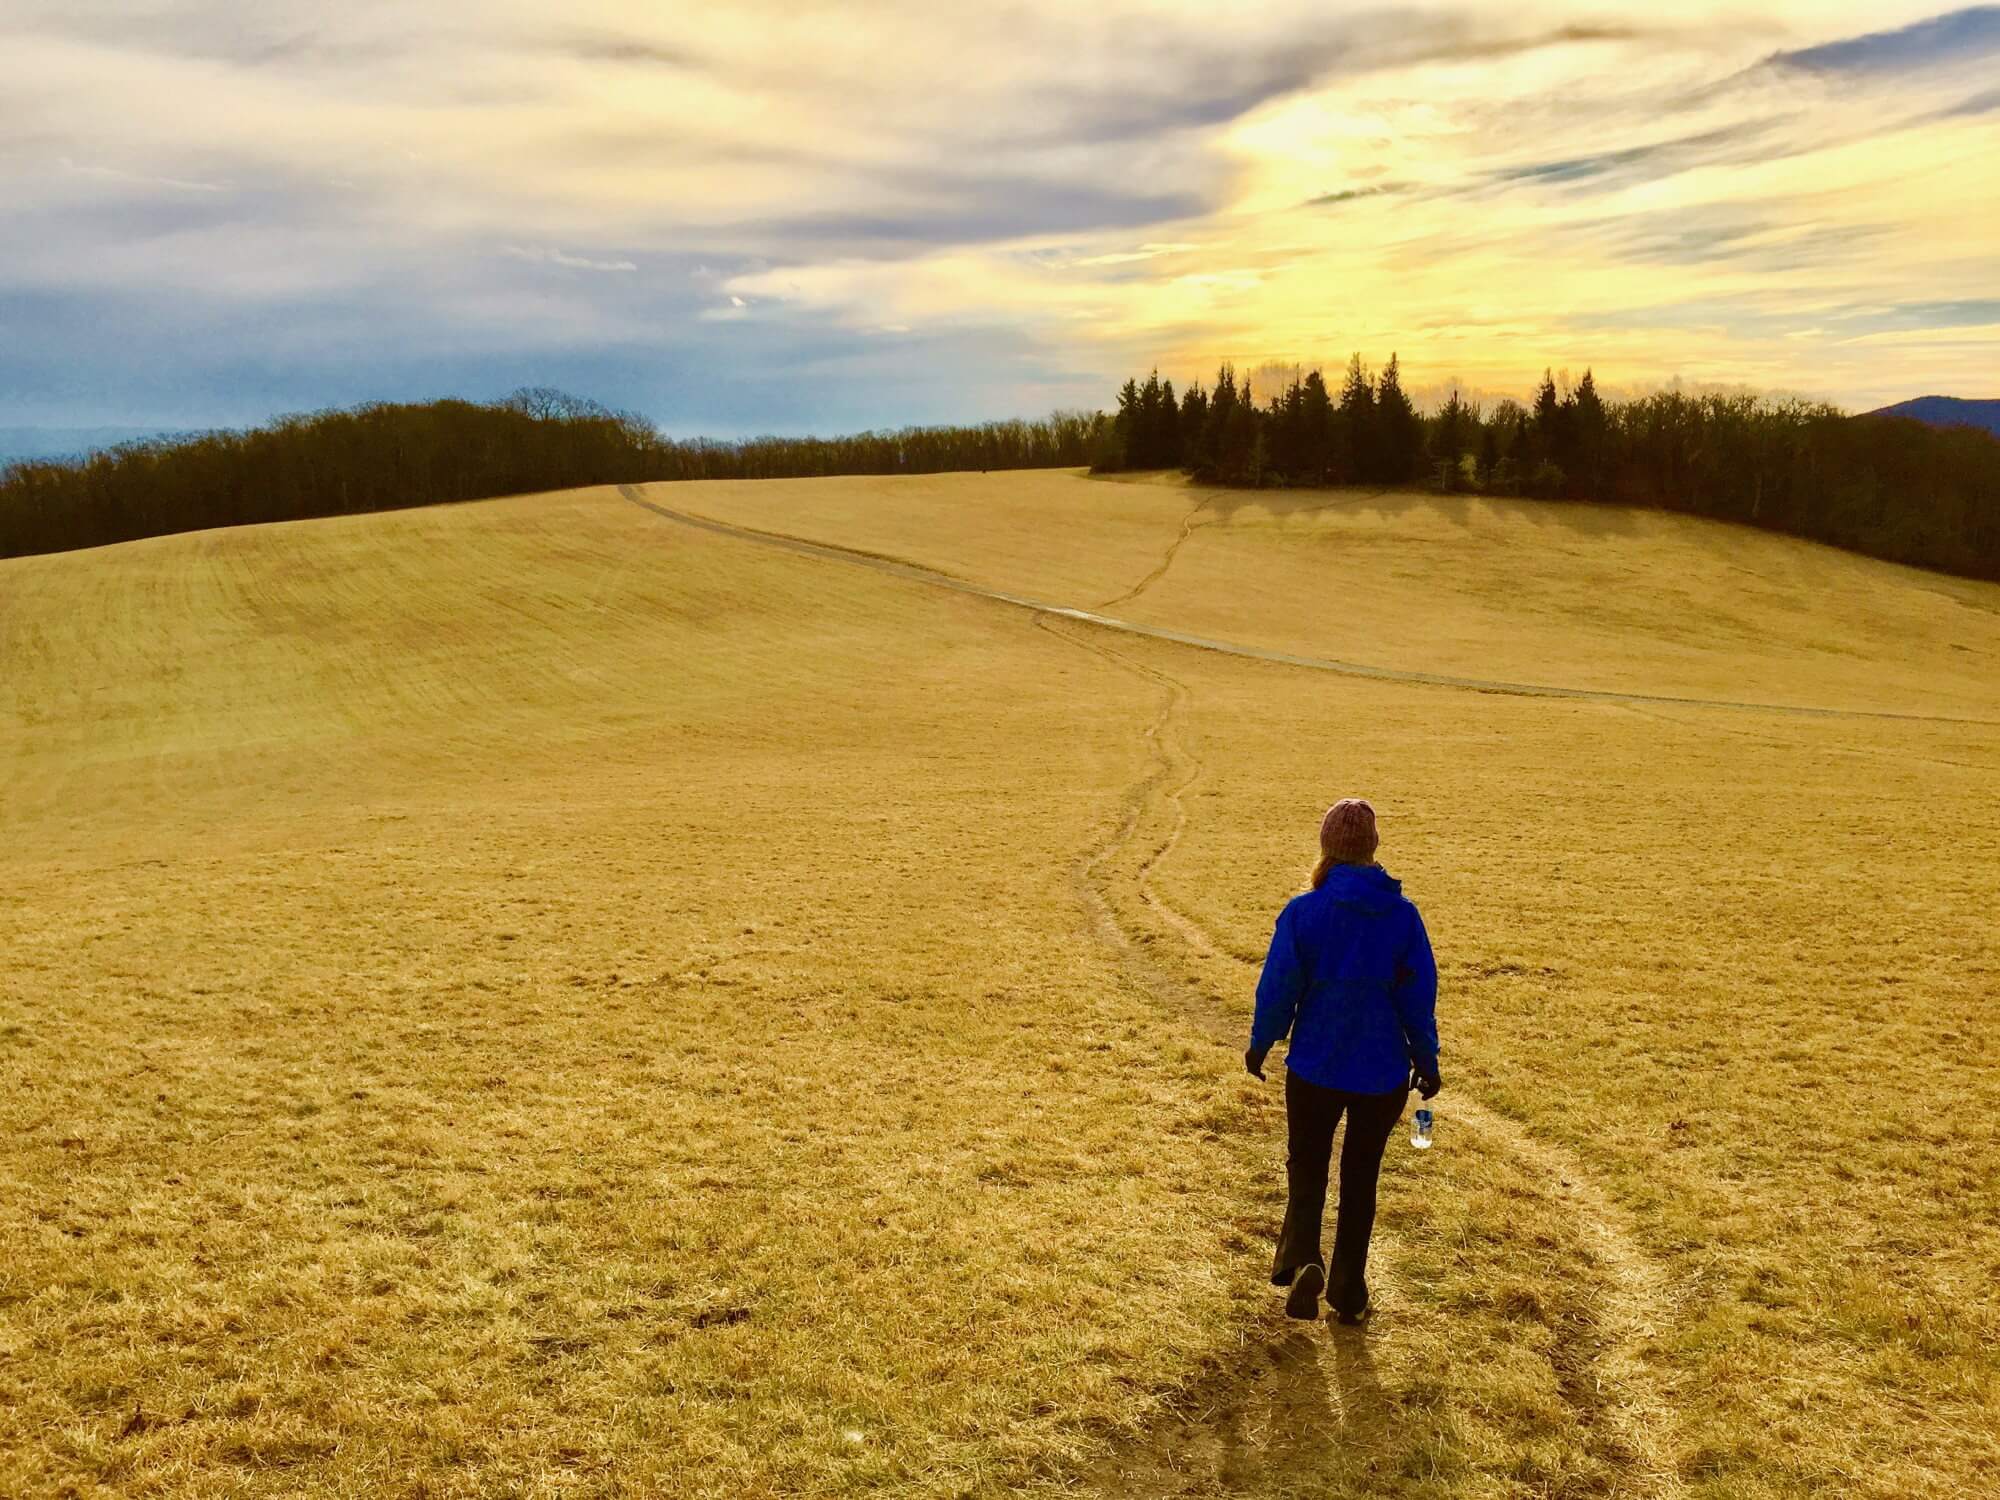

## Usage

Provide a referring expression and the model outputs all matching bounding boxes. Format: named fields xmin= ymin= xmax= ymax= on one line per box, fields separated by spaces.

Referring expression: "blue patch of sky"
xmin=0 ymin=282 xmax=1111 ymax=437
xmin=1768 ymin=6 xmax=2000 ymax=74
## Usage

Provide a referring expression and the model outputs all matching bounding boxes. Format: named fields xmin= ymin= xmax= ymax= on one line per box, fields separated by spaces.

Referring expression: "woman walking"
xmin=1245 ymin=798 xmax=1440 ymax=1325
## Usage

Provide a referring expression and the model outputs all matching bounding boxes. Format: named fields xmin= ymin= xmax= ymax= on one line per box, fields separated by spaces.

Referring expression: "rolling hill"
xmin=4 ymin=472 xmax=1997 ymax=1498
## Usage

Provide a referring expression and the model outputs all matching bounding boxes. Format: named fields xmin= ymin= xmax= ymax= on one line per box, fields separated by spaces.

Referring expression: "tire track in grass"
xmin=1036 ymin=616 xmax=1687 ymax=1499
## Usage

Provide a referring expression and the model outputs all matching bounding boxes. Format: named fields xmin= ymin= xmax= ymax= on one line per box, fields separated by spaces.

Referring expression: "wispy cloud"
xmin=60 ymin=157 xmax=226 ymax=194
xmin=1932 ymin=85 xmax=2000 ymax=118
xmin=501 ymin=246 xmax=638 ymax=273
xmin=2 ymin=2 xmax=1997 ymax=427
xmin=1767 ymin=5 xmax=2000 ymax=74
xmin=1489 ymin=121 xmax=1782 ymax=187
xmin=1308 ymin=185 xmax=1404 ymax=206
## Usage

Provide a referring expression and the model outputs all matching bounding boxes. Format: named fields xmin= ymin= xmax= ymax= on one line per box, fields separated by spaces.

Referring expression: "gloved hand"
xmin=1245 ymin=1044 xmax=1271 ymax=1080
xmin=1410 ymin=1066 xmax=1441 ymax=1100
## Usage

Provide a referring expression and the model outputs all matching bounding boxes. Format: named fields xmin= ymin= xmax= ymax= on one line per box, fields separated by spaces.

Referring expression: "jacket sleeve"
xmin=1392 ymin=903 xmax=1440 ymax=1078
xmin=1251 ymin=900 xmax=1307 ymax=1053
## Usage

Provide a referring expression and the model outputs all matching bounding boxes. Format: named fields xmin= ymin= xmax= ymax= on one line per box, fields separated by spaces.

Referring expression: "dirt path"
xmin=623 ymin=484 xmax=1692 ymax=1492
xmin=1093 ymin=498 xmax=1213 ymax=611
xmin=1037 ymin=619 xmax=1686 ymax=1497
xmin=615 ymin=485 xmax=1992 ymax=727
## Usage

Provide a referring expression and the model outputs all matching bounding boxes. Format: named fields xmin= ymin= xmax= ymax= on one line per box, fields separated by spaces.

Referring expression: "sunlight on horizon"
xmin=3 ymin=2 xmax=1996 ymax=428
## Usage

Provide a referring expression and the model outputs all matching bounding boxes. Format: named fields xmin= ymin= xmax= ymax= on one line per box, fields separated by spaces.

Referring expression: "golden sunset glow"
xmin=5 ymin=2 xmax=1997 ymax=431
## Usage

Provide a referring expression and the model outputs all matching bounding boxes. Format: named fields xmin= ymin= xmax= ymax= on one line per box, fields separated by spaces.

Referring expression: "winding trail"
xmin=1093 ymin=498 xmax=1213 ymax=611
xmin=619 ymin=482 xmax=1696 ymax=1493
xmin=614 ymin=484 xmax=1995 ymax=727
xmin=1043 ymin=620 xmax=1686 ymax=1498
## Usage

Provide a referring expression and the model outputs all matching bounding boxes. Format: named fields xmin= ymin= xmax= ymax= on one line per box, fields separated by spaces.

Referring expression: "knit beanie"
xmin=1319 ymin=798 xmax=1379 ymax=864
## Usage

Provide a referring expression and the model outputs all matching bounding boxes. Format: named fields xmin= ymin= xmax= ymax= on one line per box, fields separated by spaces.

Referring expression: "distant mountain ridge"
xmin=1864 ymin=396 xmax=2000 ymax=437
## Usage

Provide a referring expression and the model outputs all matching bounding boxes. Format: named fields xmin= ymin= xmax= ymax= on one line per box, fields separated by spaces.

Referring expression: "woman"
xmin=1245 ymin=798 xmax=1440 ymax=1325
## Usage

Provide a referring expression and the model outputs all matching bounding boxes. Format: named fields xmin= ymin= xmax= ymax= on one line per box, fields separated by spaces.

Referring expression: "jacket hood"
xmin=1317 ymin=862 xmax=1402 ymax=910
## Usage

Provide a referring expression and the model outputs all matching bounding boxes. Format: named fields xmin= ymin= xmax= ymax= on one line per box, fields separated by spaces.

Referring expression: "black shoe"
xmin=1284 ymin=1261 xmax=1325 ymax=1320
xmin=1327 ymin=1265 xmax=1370 ymax=1325
xmin=1334 ymin=1298 xmax=1371 ymax=1326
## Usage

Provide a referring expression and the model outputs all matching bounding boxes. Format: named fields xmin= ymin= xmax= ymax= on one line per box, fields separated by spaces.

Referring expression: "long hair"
xmin=1311 ymin=798 xmax=1380 ymax=889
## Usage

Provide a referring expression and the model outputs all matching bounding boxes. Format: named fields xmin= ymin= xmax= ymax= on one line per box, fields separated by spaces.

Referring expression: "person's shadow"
xmin=1076 ymin=1316 xmax=1410 ymax=1495
xmin=1203 ymin=1321 xmax=1399 ymax=1493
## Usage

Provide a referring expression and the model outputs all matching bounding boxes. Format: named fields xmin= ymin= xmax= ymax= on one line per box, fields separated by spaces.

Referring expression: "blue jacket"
xmin=1250 ymin=864 xmax=1439 ymax=1093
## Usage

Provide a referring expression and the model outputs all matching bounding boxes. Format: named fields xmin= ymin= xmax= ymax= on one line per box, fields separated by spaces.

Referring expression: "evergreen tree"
xmin=1271 ymin=378 xmax=1306 ymax=482
xmin=1533 ymin=369 xmax=1560 ymax=438
xmin=1082 ymin=356 xmax=2000 ymax=582
xmin=1137 ymin=370 xmax=1165 ymax=467
xmin=1159 ymin=378 xmax=1181 ymax=469
xmin=1572 ymin=368 xmax=1607 ymax=499
xmin=1299 ymin=369 xmax=1335 ymax=484
xmin=1110 ymin=377 xmax=1141 ymax=471
xmin=1197 ymin=366 xmax=1238 ymax=481
xmin=1530 ymin=369 xmax=1564 ymax=494
xmin=1178 ymin=381 xmax=1208 ymax=471
xmin=1506 ymin=408 xmax=1532 ymax=494
xmin=1337 ymin=354 xmax=1376 ymax=483
xmin=1431 ymin=385 xmax=1469 ymax=490
xmin=1376 ymin=354 xmax=1422 ymax=483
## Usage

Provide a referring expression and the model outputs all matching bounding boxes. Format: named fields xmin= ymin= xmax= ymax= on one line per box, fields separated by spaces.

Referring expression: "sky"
xmin=3 ymin=2 xmax=1997 ymax=436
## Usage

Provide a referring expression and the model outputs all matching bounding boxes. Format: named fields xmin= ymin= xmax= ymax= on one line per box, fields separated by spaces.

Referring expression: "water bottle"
xmin=1411 ymin=1104 xmax=1434 ymax=1150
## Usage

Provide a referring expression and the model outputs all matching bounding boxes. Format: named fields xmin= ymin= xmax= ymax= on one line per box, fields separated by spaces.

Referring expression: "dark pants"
xmin=1271 ymin=1069 xmax=1408 ymax=1315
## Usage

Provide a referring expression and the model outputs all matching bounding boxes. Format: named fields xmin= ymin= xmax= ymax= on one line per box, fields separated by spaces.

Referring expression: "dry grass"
xmin=687 ymin=469 xmax=2000 ymax=718
xmin=4 ymin=472 xmax=1997 ymax=1497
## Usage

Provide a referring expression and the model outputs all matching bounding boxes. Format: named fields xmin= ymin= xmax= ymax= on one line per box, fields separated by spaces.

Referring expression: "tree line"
xmin=1096 ymin=358 xmax=2000 ymax=581
xmin=8 ymin=370 xmax=1995 ymax=582
xmin=0 ymin=391 xmax=1107 ymax=559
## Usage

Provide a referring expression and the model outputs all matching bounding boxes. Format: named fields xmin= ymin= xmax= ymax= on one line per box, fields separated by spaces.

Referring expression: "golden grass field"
xmin=4 ymin=469 xmax=1997 ymax=1498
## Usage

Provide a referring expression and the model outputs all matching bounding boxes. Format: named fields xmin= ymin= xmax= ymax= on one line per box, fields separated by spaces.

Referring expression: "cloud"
xmin=501 ymin=246 xmax=638 ymax=273
xmin=1006 ymin=17 xmax=1675 ymax=147
xmin=549 ymin=32 xmax=693 ymax=68
xmin=1767 ymin=6 xmax=2000 ymax=75
xmin=1583 ymin=209 xmax=1889 ymax=271
xmin=1064 ymin=243 xmax=1198 ymax=267
xmin=1490 ymin=121 xmax=1782 ymax=187
xmin=739 ymin=180 xmax=1210 ymax=255
xmin=1830 ymin=298 xmax=2000 ymax=330
xmin=59 ymin=158 xmax=226 ymax=194
xmin=3 ymin=2 xmax=1998 ymax=425
xmin=1932 ymin=85 xmax=2000 ymax=118
xmin=1308 ymin=184 xmax=1404 ymax=206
